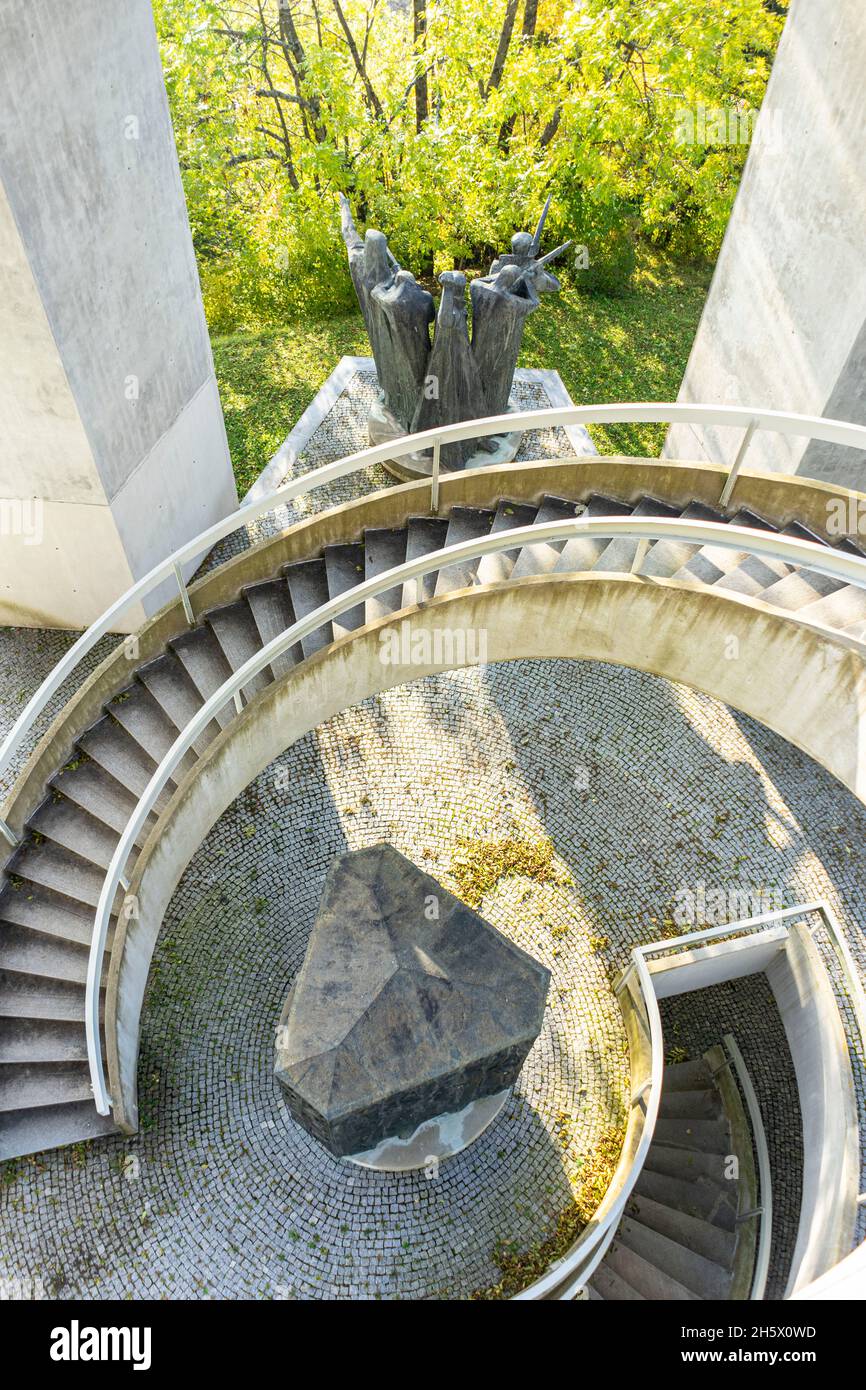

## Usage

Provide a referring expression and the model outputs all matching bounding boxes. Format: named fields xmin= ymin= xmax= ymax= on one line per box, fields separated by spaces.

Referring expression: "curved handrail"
xmin=85 ymin=515 xmax=866 ymax=1117
xmin=723 ymin=1032 xmax=773 ymax=1301
xmin=5 ymin=399 xmax=866 ymax=800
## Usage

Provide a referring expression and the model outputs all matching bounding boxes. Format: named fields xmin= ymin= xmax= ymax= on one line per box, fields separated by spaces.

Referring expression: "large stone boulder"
xmin=275 ymin=843 xmax=550 ymax=1159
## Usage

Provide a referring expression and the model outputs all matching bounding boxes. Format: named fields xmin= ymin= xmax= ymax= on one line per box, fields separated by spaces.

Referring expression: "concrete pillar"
xmin=0 ymin=1 xmax=237 ymax=631
xmin=665 ymin=0 xmax=866 ymax=489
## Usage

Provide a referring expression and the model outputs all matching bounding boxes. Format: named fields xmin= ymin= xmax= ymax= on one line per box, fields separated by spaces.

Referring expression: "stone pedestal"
xmin=368 ymin=397 xmax=523 ymax=481
xmin=275 ymin=844 xmax=550 ymax=1166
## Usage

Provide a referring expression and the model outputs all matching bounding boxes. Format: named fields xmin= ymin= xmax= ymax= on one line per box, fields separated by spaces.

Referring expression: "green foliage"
xmin=154 ymin=0 xmax=785 ymax=332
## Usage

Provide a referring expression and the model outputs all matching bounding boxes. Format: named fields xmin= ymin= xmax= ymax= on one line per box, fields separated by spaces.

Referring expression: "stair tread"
xmin=659 ymin=1086 xmax=723 ymax=1120
xmin=634 ymin=1168 xmax=738 ymax=1232
xmin=0 ymin=973 xmax=86 ymax=1022
xmin=29 ymin=797 xmax=119 ymax=872
xmin=106 ymin=685 xmax=197 ymax=779
xmin=365 ymin=527 xmax=408 ymax=623
xmin=475 ymin=500 xmax=539 ymax=585
xmin=0 ymin=882 xmax=93 ymax=947
xmin=170 ymin=626 xmax=236 ymax=728
xmin=592 ymin=495 xmax=681 ymax=574
xmin=78 ymin=717 xmax=174 ymax=810
xmin=639 ymin=501 xmax=725 ymax=578
xmin=242 ymin=579 xmax=301 ymax=680
xmin=674 ymin=507 xmax=778 ymax=585
xmin=653 ymin=1115 xmax=731 ymax=1152
xmin=0 ymin=922 xmax=89 ymax=984
xmin=207 ymin=601 xmax=271 ymax=699
xmin=50 ymin=759 xmax=155 ymax=847
xmin=629 ymin=1192 xmax=736 ymax=1267
xmin=434 ymin=507 xmax=496 ymax=596
xmin=618 ymin=1216 xmax=732 ymax=1298
xmin=552 ymin=491 xmax=633 ymax=574
xmin=510 ymin=495 xmax=583 ymax=578
xmin=0 ymin=1099 xmax=117 ymax=1163
xmin=324 ymin=543 xmax=366 ymax=637
xmin=283 ymin=558 xmax=333 ymax=658
xmin=605 ymin=1239 xmax=700 ymax=1301
xmin=590 ymin=1263 xmax=646 ymax=1301
xmin=0 ymin=1017 xmax=88 ymax=1064
xmin=0 ymin=1061 xmax=94 ymax=1112
xmin=402 ymin=517 xmax=449 ymax=607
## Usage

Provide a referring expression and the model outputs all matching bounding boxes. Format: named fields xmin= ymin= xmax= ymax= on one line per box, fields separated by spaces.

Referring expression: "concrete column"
xmin=665 ymin=0 xmax=866 ymax=489
xmin=0 ymin=0 xmax=237 ymax=631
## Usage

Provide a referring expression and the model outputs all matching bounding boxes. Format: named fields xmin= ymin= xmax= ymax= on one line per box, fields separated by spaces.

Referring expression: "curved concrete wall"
xmin=107 ymin=573 xmax=866 ymax=1133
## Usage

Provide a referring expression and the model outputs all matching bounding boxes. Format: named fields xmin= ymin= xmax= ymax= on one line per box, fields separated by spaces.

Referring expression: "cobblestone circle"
xmin=2 ymin=658 xmax=866 ymax=1298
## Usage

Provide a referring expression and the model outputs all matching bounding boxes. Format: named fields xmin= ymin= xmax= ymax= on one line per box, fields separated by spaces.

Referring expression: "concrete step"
xmin=663 ymin=1056 xmax=714 ymax=1091
xmin=552 ymin=492 xmax=633 ymax=575
xmin=324 ymin=543 xmax=366 ymax=637
xmin=0 ymin=1017 xmax=87 ymax=1064
xmin=0 ymin=1099 xmax=117 ymax=1163
xmin=207 ymin=601 xmax=271 ymax=701
xmin=605 ymin=1238 xmax=700 ymax=1301
xmin=283 ymin=558 xmax=333 ymax=659
xmin=592 ymin=495 xmax=680 ymax=573
xmin=0 ymin=922 xmax=89 ymax=985
xmin=78 ymin=717 xmax=175 ymax=811
xmin=49 ymin=760 xmax=156 ymax=848
xmin=475 ymin=500 xmax=539 ymax=585
xmin=135 ymin=652 xmax=221 ymax=757
xmin=659 ymin=1086 xmax=723 ymax=1121
xmin=639 ymin=501 xmax=726 ymax=578
xmin=653 ymin=1116 xmax=731 ymax=1153
xmin=797 ymin=582 xmax=866 ymax=631
xmin=644 ymin=1142 xmax=732 ymax=1184
xmin=106 ymin=686 xmax=198 ymax=781
xmin=402 ymin=517 xmax=448 ymax=607
xmin=170 ymin=626 xmax=236 ymax=728
xmin=0 ymin=972 xmax=86 ymax=1022
xmin=617 ymin=1216 xmax=732 ymax=1299
xmin=673 ymin=507 xmax=778 ymax=586
xmin=629 ymin=1192 xmax=736 ymax=1268
xmin=7 ymin=841 xmax=112 ymax=913
xmin=30 ymin=797 xmax=119 ymax=872
xmin=434 ymin=507 xmax=496 ymax=595
xmin=0 ymin=882 xmax=95 ymax=948
xmin=0 ymin=1061 xmax=93 ymax=1112
xmin=756 ymin=567 xmax=845 ymax=612
xmin=634 ymin=1167 xmax=738 ymax=1232
xmin=242 ymin=579 xmax=301 ymax=680
xmin=510 ymin=495 xmax=584 ymax=578
xmin=590 ymin=1263 xmax=645 ymax=1300
xmin=364 ymin=527 xmax=408 ymax=623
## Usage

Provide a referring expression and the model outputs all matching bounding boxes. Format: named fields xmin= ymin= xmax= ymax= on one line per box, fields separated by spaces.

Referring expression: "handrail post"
xmin=431 ymin=437 xmax=441 ymax=515
xmin=0 ymin=815 xmax=19 ymax=849
xmin=173 ymin=562 xmax=195 ymax=626
xmin=720 ymin=418 xmax=758 ymax=508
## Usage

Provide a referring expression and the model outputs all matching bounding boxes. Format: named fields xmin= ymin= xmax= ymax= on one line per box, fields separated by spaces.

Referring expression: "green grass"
xmin=210 ymin=249 xmax=713 ymax=496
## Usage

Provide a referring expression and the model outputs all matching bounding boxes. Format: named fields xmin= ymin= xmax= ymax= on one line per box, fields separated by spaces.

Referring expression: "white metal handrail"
xmin=723 ymin=1032 xmax=773 ymax=1301
xmin=569 ymin=901 xmax=866 ymax=1303
xmin=83 ymin=517 xmax=866 ymax=1122
xmin=5 ymin=398 xmax=866 ymax=840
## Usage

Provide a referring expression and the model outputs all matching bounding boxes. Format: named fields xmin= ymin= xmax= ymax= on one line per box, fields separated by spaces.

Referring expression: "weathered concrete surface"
xmin=665 ymin=0 xmax=866 ymax=487
xmin=275 ymin=844 xmax=549 ymax=1157
xmin=0 ymin=0 xmax=236 ymax=628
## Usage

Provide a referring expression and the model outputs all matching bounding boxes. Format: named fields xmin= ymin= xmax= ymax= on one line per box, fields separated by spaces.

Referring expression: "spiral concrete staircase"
xmin=2 ymin=428 xmax=866 ymax=1299
xmin=591 ymin=1050 xmax=757 ymax=1301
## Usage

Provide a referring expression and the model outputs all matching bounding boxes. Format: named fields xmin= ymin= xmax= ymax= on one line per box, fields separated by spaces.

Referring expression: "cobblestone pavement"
xmin=2 ymin=657 xmax=866 ymax=1298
